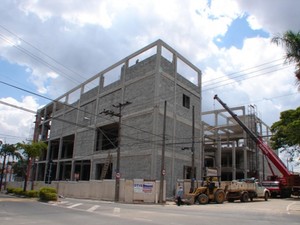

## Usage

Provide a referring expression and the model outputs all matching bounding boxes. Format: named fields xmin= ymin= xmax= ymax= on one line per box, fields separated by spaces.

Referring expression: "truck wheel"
xmin=198 ymin=194 xmax=209 ymax=204
xmin=240 ymin=192 xmax=249 ymax=202
xmin=264 ymin=192 xmax=269 ymax=201
xmin=214 ymin=190 xmax=225 ymax=204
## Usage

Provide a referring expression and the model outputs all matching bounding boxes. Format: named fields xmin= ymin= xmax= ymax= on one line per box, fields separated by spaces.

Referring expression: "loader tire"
xmin=198 ymin=194 xmax=209 ymax=204
xmin=214 ymin=190 xmax=225 ymax=204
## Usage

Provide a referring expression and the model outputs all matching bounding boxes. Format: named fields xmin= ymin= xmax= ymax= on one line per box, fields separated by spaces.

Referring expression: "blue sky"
xmin=1 ymin=61 xmax=34 ymax=101
xmin=214 ymin=15 xmax=269 ymax=49
xmin=0 ymin=0 xmax=299 ymax=170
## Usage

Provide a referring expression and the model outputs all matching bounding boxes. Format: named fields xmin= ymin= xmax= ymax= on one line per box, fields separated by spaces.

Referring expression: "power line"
xmin=202 ymin=57 xmax=286 ymax=85
xmin=203 ymin=64 xmax=293 ymax=91
xmin=0 ymin=100 xmax=36 ymax=114
xmin=0 ymin=24 xmax=88 ymax=82
xmin=0 ymin=24 xmax=294 ymax=102
xmin=0 ymin=26 xmax=90 ymax=89
xmin=1 ymin=67 xmax=297 ymax=145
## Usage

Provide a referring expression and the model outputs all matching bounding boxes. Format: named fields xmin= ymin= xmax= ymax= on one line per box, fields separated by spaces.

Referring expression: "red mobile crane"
xmin=214 ymin=95 xmax=300 ymax=197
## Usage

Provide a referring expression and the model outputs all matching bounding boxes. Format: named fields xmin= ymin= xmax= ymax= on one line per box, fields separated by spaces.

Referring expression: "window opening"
xmin=183 ymin=94 xmax=190 ymax=109
xmin=96 ymin=123 xmax=119 ymax=151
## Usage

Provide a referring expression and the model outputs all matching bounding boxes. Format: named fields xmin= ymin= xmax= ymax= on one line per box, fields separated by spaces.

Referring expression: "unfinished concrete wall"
xmin=35 ymin=40 xmax=201 ymax=198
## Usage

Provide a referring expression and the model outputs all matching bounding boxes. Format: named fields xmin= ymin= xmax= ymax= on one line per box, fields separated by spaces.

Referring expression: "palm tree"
xmin=271 ymin=30 xmax=300 ymax=89
xmin=0 ymin=143 xmax=21 ymax=191
xmin=16 ymin=141 xmax=47 ymax=191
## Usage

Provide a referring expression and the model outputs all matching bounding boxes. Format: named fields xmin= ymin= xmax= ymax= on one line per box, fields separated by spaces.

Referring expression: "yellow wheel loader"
xmin=187 ymin=176 xmax=226 ymax=204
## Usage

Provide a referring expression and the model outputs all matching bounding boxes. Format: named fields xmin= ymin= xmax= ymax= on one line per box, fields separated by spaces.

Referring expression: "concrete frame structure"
xmin=34 ymin=39 xmax=202 ymax=196
xmin=202 ymin=104 xmax=275 ymax=182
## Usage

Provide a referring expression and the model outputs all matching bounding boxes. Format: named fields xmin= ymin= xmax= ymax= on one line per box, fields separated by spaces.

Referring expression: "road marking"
xmin=87 ymin=205 xmax=100 ymax=212
xmin=67 ymin=203 xmax=83 ymax=208
xmin=60 ymin=201 xmax=69 ymax=204
xmin=134 ymin=217 xmax=153 ymax=222
xmin=286 ymin=202 xmax=296 ymax=214
xmin=113 ymin=207 xmax=120 ymax=213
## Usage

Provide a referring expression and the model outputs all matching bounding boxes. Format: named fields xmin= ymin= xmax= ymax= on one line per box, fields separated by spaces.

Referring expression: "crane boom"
xmin=213 ymin=95 xmax=291 ymax=178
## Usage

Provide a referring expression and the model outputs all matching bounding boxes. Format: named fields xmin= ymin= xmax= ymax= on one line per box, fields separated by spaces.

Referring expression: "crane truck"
xmin=214 ymin=95 xmax=300 ymax=198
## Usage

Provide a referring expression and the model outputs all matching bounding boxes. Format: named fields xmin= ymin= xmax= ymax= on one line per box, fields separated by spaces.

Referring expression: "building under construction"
xmin=34 ymin=39 xmax=202 ymax=196
xmin=32 ymin=39 xmax=276 ymax=197
xmin=202 ymin=103 xmax=275 ymax=182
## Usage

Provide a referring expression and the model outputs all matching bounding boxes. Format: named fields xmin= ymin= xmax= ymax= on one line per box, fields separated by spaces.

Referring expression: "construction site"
xmin=7 ymin=39 xmax=295 ymax=202
xmin=202 ymin=102 xmax=275 ymax=182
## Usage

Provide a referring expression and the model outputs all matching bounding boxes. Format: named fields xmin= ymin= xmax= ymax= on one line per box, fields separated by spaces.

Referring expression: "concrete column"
xmin=232 ymin=141 xmax=236 ymax=180
xmin=199 ymin=123 xmax=205 ymax=179
xmin=216 ymin=137 xmax=222 ymax=177
xmin=151 ymin=43 xmax=162 ymax=179
xmin=55 ymin=137 xmax=63 ymax=180
xmin=71 ymin=160 xmax=75 ymax=181
xmin=243 ymin=145 xmax=248 ymax=178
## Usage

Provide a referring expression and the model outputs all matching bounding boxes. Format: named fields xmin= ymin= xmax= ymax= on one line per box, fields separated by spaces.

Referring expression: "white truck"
xmin=224 ymin=179 xmax=270 ymax=203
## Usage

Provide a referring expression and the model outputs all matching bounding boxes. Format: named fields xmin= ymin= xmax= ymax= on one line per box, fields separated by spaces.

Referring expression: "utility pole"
xmin=159 ymin=101 xmax=167 ymax=203
xmin=31 ymin=114 xmax=40 ymax=190
xmin=100 ymin=101 xmax=132 ymax=202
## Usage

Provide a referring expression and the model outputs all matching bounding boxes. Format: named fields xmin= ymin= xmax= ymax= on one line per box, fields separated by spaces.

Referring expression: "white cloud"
xmin=0 ymin=0 xmax=241 ymax=98
xmin=201 ymin=35 xmax=300 ymax=126
xmin=236 ymin=0 xmax=300 ymax=33
xmin=0 ymin=96 xmax=38 ymax=143
xmin=0 ymin=0 xmax=299 ymax=148
xmin=246 ymin=15 xmax=262 ymax=30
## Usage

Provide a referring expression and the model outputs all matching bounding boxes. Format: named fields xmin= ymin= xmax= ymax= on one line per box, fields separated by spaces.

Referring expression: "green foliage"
xmin=272 ymin=31 xmax=300 ymax=64
xmin=6 ymin=187 xmax=39 ymax=198
xmin=7 ymin=187 xmax=25 ymax=196
xmin=25 ymin=190 xmax=39 ymax=198
xmin=12 ymin=160 xmax=27 ymax=178
xmin=16 ymin=141 xmax=47 ymax=160
xmin=0 ymin=144 xmax=21 ymax=159
xmin=6 ymin=187 xmax=14 ymax=194
xmin=271 ymin=107 xmax=300 ymax=159
xmin=272 ymin=30 xmax=300 ymax=87
xmin=16 ymin=141 xmax=47 ymax=192
xmin=39 ymin=187 xmax=57 ymax=202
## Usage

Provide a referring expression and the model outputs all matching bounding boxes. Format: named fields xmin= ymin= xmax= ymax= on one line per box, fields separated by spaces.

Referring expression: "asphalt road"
xmin=1 ymin=193 xmax=300 ymax=225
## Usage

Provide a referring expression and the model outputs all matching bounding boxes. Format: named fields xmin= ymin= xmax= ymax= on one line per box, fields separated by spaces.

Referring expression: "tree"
xmin=12 ymin=160 xmax=27 ymax=179
xmin=16 ymin=141 xmax=47 ymax=191
xmin=271 ymin=107 xmax=300 ymax=164
xmin=271 ymin=30 xmax=300 ymax=89
xmin=0 ymin=143 xmax=21 ymax=191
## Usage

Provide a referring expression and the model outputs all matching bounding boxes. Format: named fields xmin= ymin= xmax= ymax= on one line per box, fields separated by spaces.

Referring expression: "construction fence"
xmin=6 ymin=179 xmax=166 ymax=203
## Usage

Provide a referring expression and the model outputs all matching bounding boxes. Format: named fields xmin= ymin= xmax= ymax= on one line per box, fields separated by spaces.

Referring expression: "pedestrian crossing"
xmin=86 ymin=205 xmax=100 ymax=212
xmin=67 ymin=203 xmax=83 ymax=208
xmin=50 ymin=199 xmax=120 ymax=215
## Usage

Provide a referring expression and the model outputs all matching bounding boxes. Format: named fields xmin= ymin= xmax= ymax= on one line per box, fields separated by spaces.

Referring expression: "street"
xmin=0 ymin=193 xmax=300 ymax=225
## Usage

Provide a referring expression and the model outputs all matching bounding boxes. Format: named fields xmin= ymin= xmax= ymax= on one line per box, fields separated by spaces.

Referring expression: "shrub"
xmin=25 ymin=190 xmax=39 ymax=198
xmin=13 ymin=188 xmax=25 ymax=196
xmin=39 ymin=187 xmax=57 ymax=202
xmin=6 ymin=187 xmax=14 ymax=194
